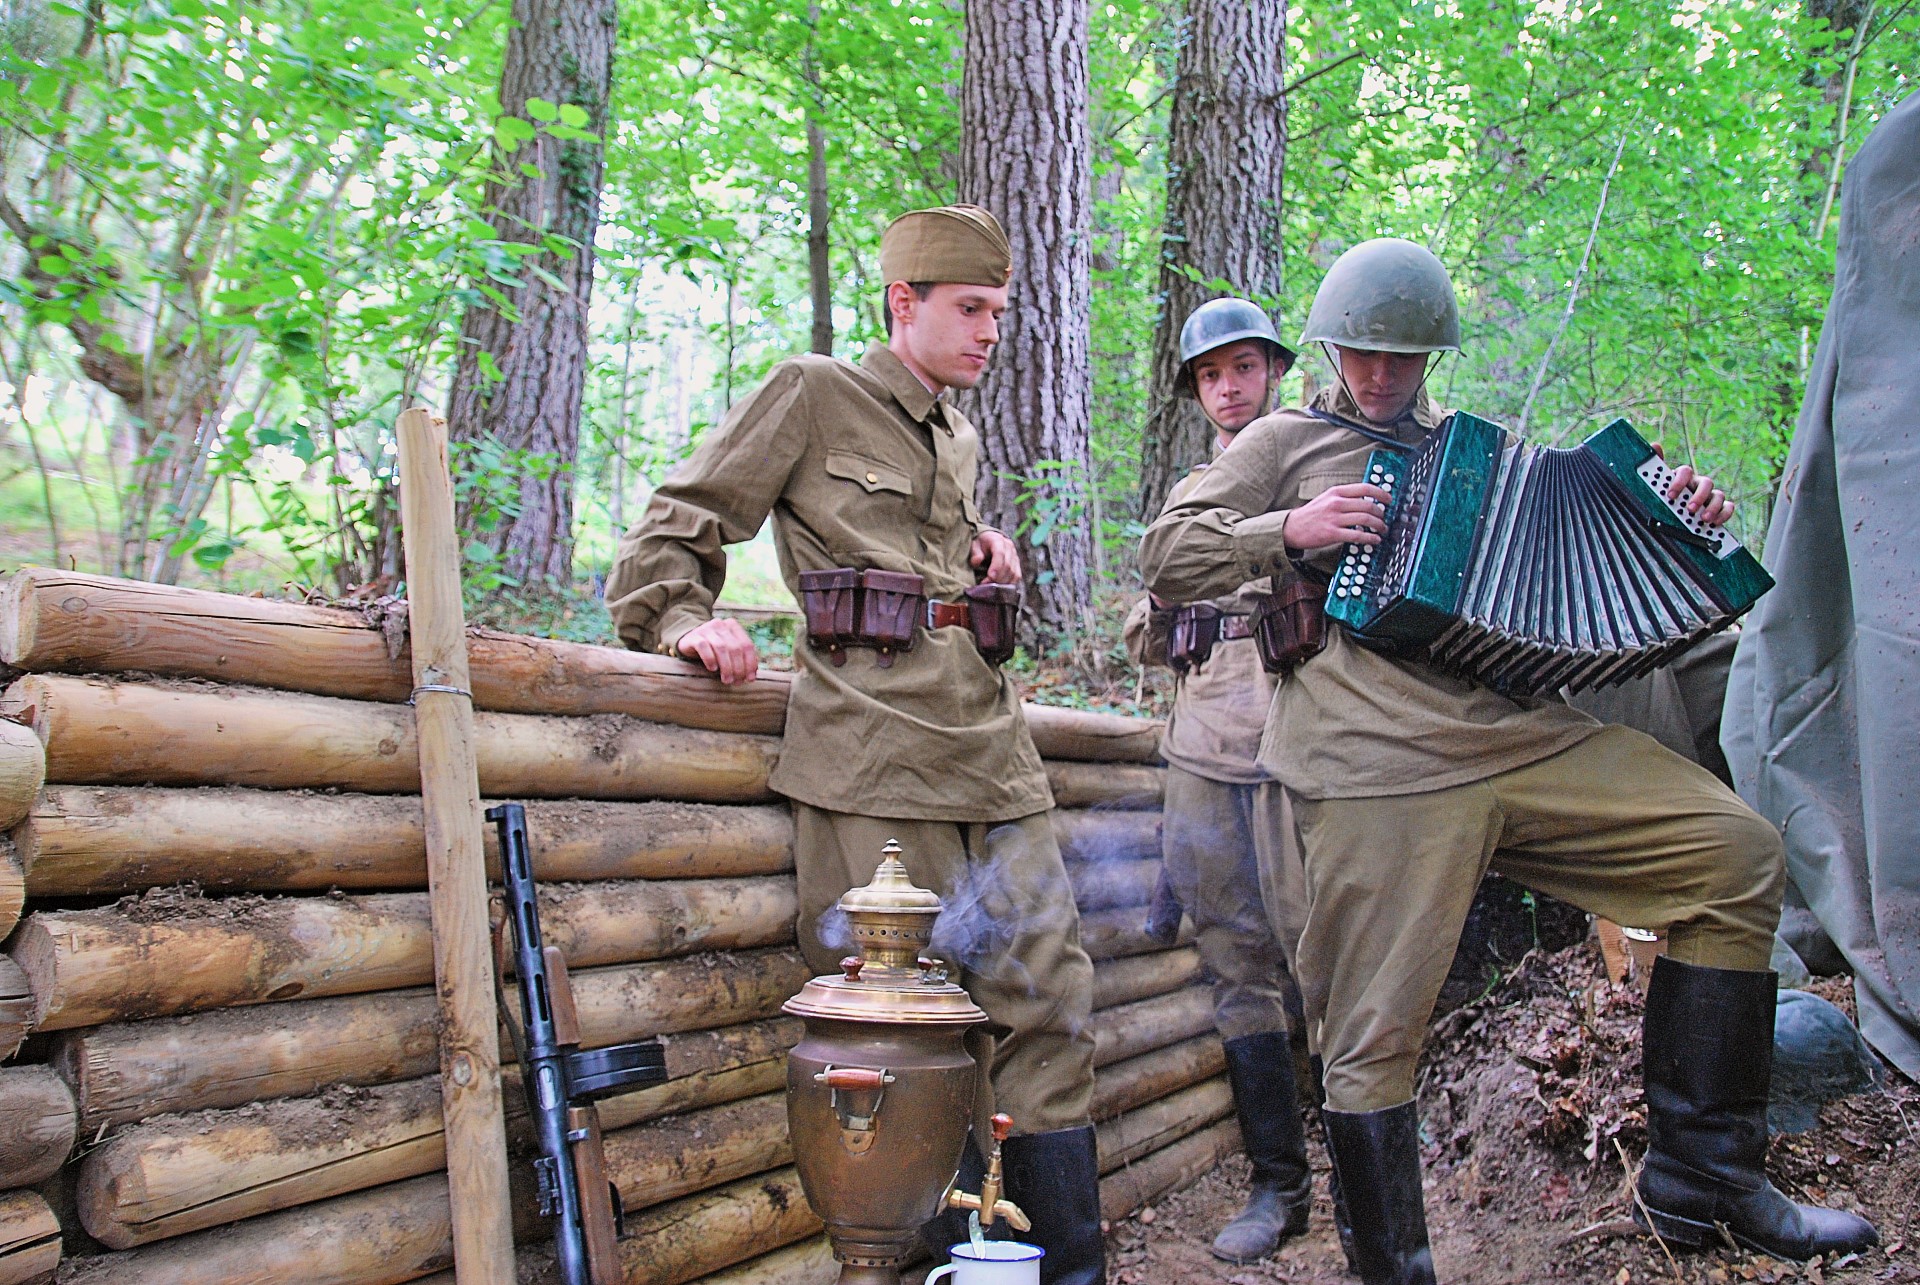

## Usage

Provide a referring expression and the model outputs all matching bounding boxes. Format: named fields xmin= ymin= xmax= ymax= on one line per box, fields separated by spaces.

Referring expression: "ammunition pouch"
xmin=1251 ymin=573 xmax=1328 ymax=674
xmin=960 ymin=582 xmax=1021 ymax=665
xmin=1168 ymin=603 xmax=1223 ymax=674
xmin=798 ymin=568 xmax=1019 ymax=666
xmin=856 ymin=569 xmax=923 ymax=666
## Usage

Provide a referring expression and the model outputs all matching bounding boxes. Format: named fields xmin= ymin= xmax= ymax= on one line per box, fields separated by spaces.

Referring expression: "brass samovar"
xmin=784 ymin=842 xmax=1027 ymax=1284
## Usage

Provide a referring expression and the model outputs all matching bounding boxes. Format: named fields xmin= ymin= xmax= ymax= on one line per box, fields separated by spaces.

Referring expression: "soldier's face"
xmin=891 ymin=282 xmax=1009 ymax=392
xmin=1191 ymin=341 xmax=1277 ymax=434
xmin=1333 ymin=346 xmax=1430 ymax=423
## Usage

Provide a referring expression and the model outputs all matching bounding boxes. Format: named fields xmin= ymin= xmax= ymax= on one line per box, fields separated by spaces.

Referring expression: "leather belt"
xmin=926 ymin=599 xmax=971 ymax=630
xmin=1219 ymin=614 xmax=1256 ymax=641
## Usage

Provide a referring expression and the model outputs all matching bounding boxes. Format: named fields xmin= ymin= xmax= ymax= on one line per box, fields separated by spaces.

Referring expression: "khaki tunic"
xmin=1138 ymin=384 xmax=1604 ymax=800
xmin=607 ymin=342 xmax=1051 ymax=823
xmin=1141 ymin=386 xmax=1784 ymax=1112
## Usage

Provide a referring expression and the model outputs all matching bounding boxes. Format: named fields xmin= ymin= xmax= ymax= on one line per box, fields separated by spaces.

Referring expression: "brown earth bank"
xmin=1103 ymin=944 xmax=1919 ymax=1284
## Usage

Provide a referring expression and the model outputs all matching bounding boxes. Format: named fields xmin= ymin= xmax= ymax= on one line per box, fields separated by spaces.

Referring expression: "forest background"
xmin=1 ymin=0 xmax=1914 ymax=706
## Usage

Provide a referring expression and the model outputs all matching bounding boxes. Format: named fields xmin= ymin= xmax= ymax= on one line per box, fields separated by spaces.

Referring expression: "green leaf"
xmin=36 ymin=256 xmax=71 ymax=277
xmin=557 ymin=103 xmax=589 ymax=128
xmin=524 ymin=97 xmax=559 ymax=121
xmin=494 ymin=116 xmax=536 ymax=149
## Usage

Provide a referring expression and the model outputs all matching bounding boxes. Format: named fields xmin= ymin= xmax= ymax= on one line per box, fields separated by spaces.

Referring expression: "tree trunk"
xmin=446 ymin=0 xmax=616 ymax=587
xmin=957 ymin=0 xmax=1097 ymax=651
xmin=805 ymin=2 xmax=833 ymax=356
xmin=1136 ymin=0 xmax=1290 ymax=520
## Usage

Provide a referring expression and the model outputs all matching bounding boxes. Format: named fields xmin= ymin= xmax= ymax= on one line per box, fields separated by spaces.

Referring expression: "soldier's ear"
xmin=885 ymin=281 xmax=916 ymax=329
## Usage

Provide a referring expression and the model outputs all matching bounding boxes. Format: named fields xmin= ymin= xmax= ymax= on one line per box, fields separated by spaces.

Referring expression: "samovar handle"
xmin=814 ymin=1065 xmax=896 ymax=1153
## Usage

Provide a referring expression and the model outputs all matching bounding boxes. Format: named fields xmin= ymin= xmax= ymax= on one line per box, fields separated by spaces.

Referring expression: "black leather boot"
xmin=1636 ymin=956 xmax=1878 ymax=1260
xmin=1211 ymin=1032 xmax=1312 ymax=1263
xmin=1322 ymin=1102 xmax=1437 ymax=1285
xmin=1313 ymin=1057 xmax=1362 ymax=1276
xmin=998 ymin=1125 xmax=1106 ymax=1285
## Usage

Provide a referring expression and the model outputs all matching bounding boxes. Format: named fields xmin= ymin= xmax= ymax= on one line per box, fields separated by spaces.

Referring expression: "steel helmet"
xmin=1300 ymin=238 xmax=1461 ymax=354
xmin=1174 ymin=298 xmax=1299 ymax=398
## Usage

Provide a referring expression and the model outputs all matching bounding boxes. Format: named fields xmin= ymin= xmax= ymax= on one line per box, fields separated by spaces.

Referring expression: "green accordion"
xmin=1324 ymin=411 xmax=1774 ymax=696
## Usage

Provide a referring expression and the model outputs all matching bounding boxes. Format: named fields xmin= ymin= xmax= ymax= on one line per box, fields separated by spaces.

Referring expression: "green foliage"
xmin=3 ymin=0 xmax=1917 ymax=633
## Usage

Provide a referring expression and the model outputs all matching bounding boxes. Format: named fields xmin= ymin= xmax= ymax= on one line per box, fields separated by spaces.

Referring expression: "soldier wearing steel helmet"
xmin=1123 ymin=298 xmax=1317 ymax=1265
xmin=1141 ymin=239 xmax=1877 ymax=1284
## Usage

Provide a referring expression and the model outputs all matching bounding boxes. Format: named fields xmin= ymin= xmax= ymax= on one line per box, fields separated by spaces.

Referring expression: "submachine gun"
xmin=489 ymin=803 xmax=668 ymax=1285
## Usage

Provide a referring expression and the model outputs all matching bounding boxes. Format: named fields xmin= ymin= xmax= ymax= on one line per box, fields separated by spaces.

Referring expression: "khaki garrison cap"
xmin=879 ymin=205 xmax=1013 ymax=287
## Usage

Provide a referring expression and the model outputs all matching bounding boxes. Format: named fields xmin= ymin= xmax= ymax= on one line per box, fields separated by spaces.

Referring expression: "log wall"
xmin=0 ymin=569 xmax=1226 ymax=1285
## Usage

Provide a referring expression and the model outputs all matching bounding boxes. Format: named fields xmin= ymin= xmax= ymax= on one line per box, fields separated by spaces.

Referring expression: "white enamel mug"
xmin=925 ymin=1240 xmax=1046 ymax=1284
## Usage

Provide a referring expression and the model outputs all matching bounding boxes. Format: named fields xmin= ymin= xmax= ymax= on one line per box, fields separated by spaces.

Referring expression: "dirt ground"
xmin=1105 ymin=944 xmax=1920 ymax=1284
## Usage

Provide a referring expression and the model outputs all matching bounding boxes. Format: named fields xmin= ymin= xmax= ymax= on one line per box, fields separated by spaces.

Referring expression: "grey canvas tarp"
xmin=1723 ymin=90 xmax=1920 ymax=1081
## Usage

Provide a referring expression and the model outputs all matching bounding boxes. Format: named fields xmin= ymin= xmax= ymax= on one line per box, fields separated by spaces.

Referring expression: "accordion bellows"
xmin=1325 ymin=412 xmax=1774 ymax=696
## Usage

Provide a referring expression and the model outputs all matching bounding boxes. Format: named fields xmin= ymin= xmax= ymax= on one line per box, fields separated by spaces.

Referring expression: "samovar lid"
xmin=783 ymin=840 xmax=987 ymax=1026
xmin=837 ymin=840 xmax=942 ymax=915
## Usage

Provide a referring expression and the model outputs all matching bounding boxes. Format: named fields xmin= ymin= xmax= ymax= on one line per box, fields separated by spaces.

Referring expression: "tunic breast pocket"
xmin=1295 ymin=470 xmax=1359 ymax=505
xmin=824 ymin=450 xmax=913 ymax=498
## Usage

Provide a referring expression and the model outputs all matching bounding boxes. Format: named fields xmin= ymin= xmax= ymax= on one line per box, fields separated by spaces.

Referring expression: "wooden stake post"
xmin=396 ymin=407 xmax=516 ymax=1282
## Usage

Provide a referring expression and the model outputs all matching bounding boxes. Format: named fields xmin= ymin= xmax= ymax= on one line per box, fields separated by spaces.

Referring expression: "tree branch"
xmin=1517 ymin=127 xmax=1631 ymax=436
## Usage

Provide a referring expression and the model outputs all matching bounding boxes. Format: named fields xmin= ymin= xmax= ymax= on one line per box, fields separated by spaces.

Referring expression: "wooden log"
xmin=1078 ymin=905 xmax=1193 ymax=962
xmin=1090 ymin=947 xmax=1203 ymax=1012
xmin=1088 ymin=986 xmax=1215 ymax=1069
xmin=0 ymin=958 xmax=34 ymax=1063
xmin=1097 ymin=1116 xmax=1241 ymax=1224
xmin=603 ymin=1018 xmax=801 ymax=1132
xmin=0 ymin=842 xmax=21 ymax=947
xmin=1044 ymin=762 xmax=1164 ymax=810
xmin=14 ymin=879 xmax=795 ymax=1031
xmin=2 ymin=674 xmax=780 ymax=802
xmin=16 ymin=787 xmax=794 ymax=896
xmin=1090 ymin=1035 xmax=1225 ymax=1123
xmin=1094 ymin=1076 xmax=1233 ymax=1172
xmin=77 ymin=1020 xmax=802 ymax=1250
xmin=1052 ymin=808 xmax=1160 ymax=863
xmin=1066 ymin=859 xmax=1157 ymax=913
xmin=54 ymin=950 xmax=810 ymax=1129
xmin=0 ymin=1189 xmax=59 ymax=1285
xmin=56 ymin=1172 xmax=459 ymax=1285
xmin=559 ymin=949 xmax=811 ymax=1049
xmin=606 ymin=1167 xmax=820 ymax=1285
xmin=15 ymin=893 xmax=436 ymax=1032
xmin=395 ymin=404 xmax=512 ymax=1284
xmin=54 ymin=988 xmax=442 ymax=1131
xmin=683 ymin=1237 xmax=835 ymax=1285
xmin=0 ymin=567 xmax=791 ymax=736
xmin=0 ymin=722 xmax=42 ymax=833
xmin=600 ymin=1060 xmax=786 ymax=1136
xmin=605 ymin=1091 xmax=789 ymax=1213
xmin=1018 ymin=706 xmax=1161 ymax=765
xmin=1 ymin=569 xmax=1159 ymax=762
xmin=0 ymin=1066 xmax=76 ymax=1188
xmin=77 ymin=1077 xmax=448 ymax=1249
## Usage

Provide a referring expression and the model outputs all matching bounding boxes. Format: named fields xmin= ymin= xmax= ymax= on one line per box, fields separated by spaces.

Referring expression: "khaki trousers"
xmin=1291 ymin=725 xmax=1785 ymax=1113
xmin=1162 ymin=767 xmax=1306 ymax=1041
xmin=793 ymin=806 xmax=1097 ymax=1135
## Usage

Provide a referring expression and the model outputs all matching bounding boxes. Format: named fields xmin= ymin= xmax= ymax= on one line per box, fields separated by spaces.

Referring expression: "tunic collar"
xmin=1316 ymin=381 xmax=1443 ymax=443
xmin=861 ymin=342 xmax=944 ymax=425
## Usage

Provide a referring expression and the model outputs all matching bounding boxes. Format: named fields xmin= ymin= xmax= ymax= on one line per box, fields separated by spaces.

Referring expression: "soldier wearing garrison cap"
xmin=608 ymin=206 xmax=1104 ymax=1285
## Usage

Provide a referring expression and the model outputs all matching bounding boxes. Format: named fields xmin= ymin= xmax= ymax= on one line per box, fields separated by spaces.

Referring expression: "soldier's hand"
xmin=970 ymin=529 xmax=1022 ymax=584
xmin=1282 ymin=482 xmax=1393 ymax=551
xmin=675 ymin=618 xmax=761 ymax=685
xmin=1664 ymin=464 xmax=1734 ymax=528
